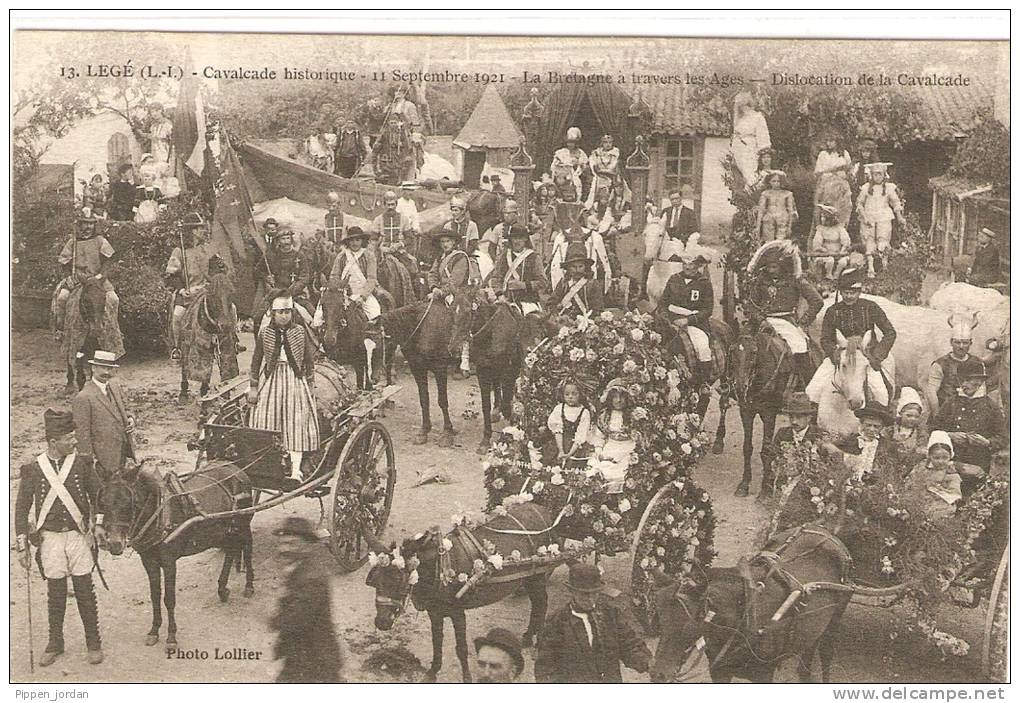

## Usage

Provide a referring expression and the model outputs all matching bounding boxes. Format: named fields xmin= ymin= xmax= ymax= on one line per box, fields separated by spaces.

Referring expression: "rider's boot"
xmin=40 ymin=577 xmax=68 ymax=667
xmin=169 ymin=308 xmax=183 ymax=361
xmin=793 ymin=353 xmax=815 ymax=390
xmin=697 ymin=361 xmax=716 ymax=386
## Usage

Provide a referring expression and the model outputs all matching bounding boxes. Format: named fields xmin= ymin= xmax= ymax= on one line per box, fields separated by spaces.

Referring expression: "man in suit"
xmin=72 ymin=350 xmax=135 ymax=478
xmin=535 ymin=563 xmax=651 ymax=682
xmin=659 ymin=185 xmax=699 ymax=246
xmin=15 ymin=409 xmax=105 ymax=666
xmin=968 ymin=227 xmax=1001 ymax=287
xmin=761 ymin=392 xmax=821 ymax=498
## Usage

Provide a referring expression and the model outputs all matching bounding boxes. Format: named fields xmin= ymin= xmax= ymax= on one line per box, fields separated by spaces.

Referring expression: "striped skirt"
xmin=251 ymin=361 xmax=320 ymax=452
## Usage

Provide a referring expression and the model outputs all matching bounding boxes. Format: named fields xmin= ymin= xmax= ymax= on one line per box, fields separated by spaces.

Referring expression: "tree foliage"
xmin=948 ymin=120 xmax=1010 ymax=194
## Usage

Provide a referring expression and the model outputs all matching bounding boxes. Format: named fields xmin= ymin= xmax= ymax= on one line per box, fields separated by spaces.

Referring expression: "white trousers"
xmin=861 ymin=221 xmax=893 ymax=254
xmin=40 ymin=529 xmax=94 ymax=579
xmin=766 ymin=317 xmax=808 ymax=354
xmin=686 ymin=326 xmax=713 ymax=362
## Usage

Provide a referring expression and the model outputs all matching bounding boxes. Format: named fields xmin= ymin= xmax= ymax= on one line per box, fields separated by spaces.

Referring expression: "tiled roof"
xmin=454 ymin=84 xmax=523 ymax=150
xmin=901 ymin=75 xmax=995 ymax=140
xmin=628 ymin=84 xmax=731 ymax=137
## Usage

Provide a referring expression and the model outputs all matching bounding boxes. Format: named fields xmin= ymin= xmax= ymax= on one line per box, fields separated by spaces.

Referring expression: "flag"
xmin=211 ymin=128 xmax=263 ymax=315
xmin=173 ymin=51 xmax=206 ymax=177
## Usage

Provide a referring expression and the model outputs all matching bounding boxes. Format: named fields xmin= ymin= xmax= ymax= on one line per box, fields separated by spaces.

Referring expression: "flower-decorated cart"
xmin=170 ymin=359 xmax=400 ymax=572
xmin=482 ymin=309 xmax=718 ymax=631
xmin=763 ymin=443 xmax=1009 ymax=680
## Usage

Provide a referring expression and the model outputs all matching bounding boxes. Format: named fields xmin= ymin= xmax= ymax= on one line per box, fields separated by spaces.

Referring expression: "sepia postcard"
xmin=9 ymin=13 xmax=1011 ymax=691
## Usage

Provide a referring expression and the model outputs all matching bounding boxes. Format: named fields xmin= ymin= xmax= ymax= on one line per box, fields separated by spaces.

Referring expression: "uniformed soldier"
xmin=445 ymin=195 xmax=479 ymax=254
xmin=549 ymin=242 xmax=605 ymax=319
xmin=661 ymin=247 xmax=715 ymax=379
xmin=54 ymin=209 xmax=119 ymax=340
xmin=254 ymin=230 xmax=315 ymax=328
xmin=744 ymin=240 xmax=824 ymax=386
xmin=15 ymin=409 xmax=105 ymax=666
xmin=165 ymin=213 xmax=218 ymax=360
xmin=427 ymin=228 xmax=475 ymax=378
xmin=479 ymin=198 xmax=522 ymax=262
xmin=487 ymin=224 xmax=548 ymax=315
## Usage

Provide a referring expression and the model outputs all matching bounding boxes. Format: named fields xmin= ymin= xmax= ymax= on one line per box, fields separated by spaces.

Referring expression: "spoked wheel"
xmin=328 ymin=420 xmax=396 ymax=572
xmin=982 ymin=542 xmax=1009 ymax=682
xmin=629 ymin=481 xmax=713 ymax=635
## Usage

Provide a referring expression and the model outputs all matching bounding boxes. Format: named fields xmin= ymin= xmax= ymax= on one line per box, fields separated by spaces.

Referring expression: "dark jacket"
xmin=534 ymin=598 xmax=651 ymax=683
xmin=661 ymin=271 xmax=714 ymax=328
xmin=15 ymin=453 xmax=101 ymax=536
xmin=262 ymin=248 xmax=313 ymax=301
xmin=490 ymin=248 xmax=548 ymax=304
xmin=108 ymin=181 xmax=136 ymax=221
xmin=746 ymin=273 xmax=823 ymax=324
xmin=550 ymin=276 xmax=605 ymax=316
xmin=763 ymin=424 xmax=822 ymax=473
xmin=970 ymin=243 xmax=1000 ymax=286
xmin=820 ymin=298 xmax=896 ymax=361
xmin=72 ymin=380 xmax=135 ymax=477
xmin=932 ymin=393 xmax=1006 ymax=469
xmin=661 ymin=205 xmax=698 ymax=244
xmin=427 ymin=249 xmax=471 ymax=296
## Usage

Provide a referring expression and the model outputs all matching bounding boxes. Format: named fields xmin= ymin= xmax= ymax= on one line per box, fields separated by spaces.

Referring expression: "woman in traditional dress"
xmin=729 ymin=91 xmax=772 ymax=186
xmin=812 ymin=133 xmax=853 ymax=230
xmin=247 ymin=293 xmax=320 ymax=486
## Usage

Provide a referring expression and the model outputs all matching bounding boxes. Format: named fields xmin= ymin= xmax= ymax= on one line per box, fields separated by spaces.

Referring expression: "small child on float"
xmin=755 ymin=170 xmax=798 ymax=240
xmin=903 ymin=431 xmax=963 ymax=520
xmin=588 ymin=379 xmax=641 ymax=493
xmin=542 ymin=378 xmax=593 ymax=467
xmin=811 ymin=204 xmax=852 ymax=280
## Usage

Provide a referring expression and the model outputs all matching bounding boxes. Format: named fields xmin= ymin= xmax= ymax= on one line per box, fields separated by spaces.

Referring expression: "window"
xmin=664 ymin=137 xmax=696 ymax=193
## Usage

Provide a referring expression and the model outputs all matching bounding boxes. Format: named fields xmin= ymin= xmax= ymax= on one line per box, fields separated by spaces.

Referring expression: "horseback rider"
xmin=487 ymin=224 xmax=548 ymax=316
xmin=479 ymin=197 xmax=521 ymax=263
xmin=660 ymin=245 xmax=715 ymax=381
xmin=164 ymin=212 xmax=219 ymax=361
xmin=743 ymin=240 xmax=823 ymax=386
xmin=549 ymin=242 xmax=605 ymax=319
xmin=445 ymin=195 xmax=479 ymax=255
xmin=326 ymin=226 xmax=381 ymax=327
xmin=428 ymin=227 xmax=476 ymax=378
xmin=254 ymin=230 xmax=315 ymax=329
xmin=372 ymin=190 xmax=419 ymax=276
xmin=808 ymin=266 xmax=897 ymax=397
xmin=54 ymin=208 xmax=119 ymax=341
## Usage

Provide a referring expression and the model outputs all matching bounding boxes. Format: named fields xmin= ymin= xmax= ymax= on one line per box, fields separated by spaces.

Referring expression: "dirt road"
xmin=9 ymin=329 xmax=986 ymax=683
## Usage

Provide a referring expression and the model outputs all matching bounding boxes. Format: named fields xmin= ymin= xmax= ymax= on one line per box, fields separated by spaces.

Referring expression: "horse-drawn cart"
xmin=189 ymin=359 xmax=399 ymax=571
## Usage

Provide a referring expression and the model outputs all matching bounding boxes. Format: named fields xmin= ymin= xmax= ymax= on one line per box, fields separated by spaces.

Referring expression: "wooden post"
xmin=510 ymin=137 xmax=535 ymax=219
xmin=625 ymin=135 xmax=651 ymax=283
xmin=522 ymin=88 xmax=545 ymax=170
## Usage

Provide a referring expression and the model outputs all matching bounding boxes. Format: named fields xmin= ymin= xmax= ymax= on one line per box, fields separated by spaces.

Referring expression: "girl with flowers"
xmin=542 ymin=378 xmax=593 ymax=466
xmin=588 ymin=378 xmax=641 ymax=492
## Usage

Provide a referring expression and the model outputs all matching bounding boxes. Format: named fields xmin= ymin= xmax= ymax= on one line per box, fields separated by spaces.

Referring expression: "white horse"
xmin=807 ymin=332 xmax=893 ymax=437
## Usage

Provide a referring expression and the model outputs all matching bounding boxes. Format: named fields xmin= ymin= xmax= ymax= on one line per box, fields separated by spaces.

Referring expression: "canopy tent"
xmin=534 ymin=82 xmax=635 ymax=176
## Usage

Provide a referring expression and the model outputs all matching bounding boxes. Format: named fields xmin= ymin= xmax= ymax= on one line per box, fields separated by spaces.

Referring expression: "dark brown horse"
xmin=320 ymin=284 xmax=384 ymax=390
xmin=100 ymin=460 xmax=255 ymax=652
xmin=716 ymin=328 xmax=796 ymax=497
xmin=381 ymin=298 xmax=463 ymax=446
xmin=177 ymin=257 xmax=239 ymax=402
xmin=460 ymin=299 xmax=548 ymax=453
xmin=366 ymin=502 xmax=562 ymax=682
xmin=55 ymin=277 xmax=124 ymax=394
xmin=656 ymin=314 xmax=734 ymax=423
xmin=650 ymin=526 xmax=852 ymax=683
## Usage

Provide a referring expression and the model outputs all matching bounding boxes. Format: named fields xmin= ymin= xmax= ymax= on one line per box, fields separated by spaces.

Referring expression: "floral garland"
xmin=765 ymin=444 xmax=1010 ymax=657
xmin=483 ymin=310 xmax=716 ymax=592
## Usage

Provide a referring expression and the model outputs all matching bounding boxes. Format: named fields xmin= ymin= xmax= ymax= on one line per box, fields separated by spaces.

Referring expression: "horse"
xmin=650 ymin=526 xmax=853 ymax=683
xmin=365 ymin=503 xmax=562 ymax=682
xmin=807 ymin=333 xmax=892 ymax=437
xmin=380 ymin=298 xmax=463 ymax=446
xmin=460 ymin=299 xmax=544 ymax=452
xmin=466 ymin=190 xmax=503 ymax=241
xmin=375 ymin=250 xmax=420 ymax=309
xmin=54 ymin=276 xmax=124 ymax=394
xmin=656 ymin=314 xmax=734 ymax=423
xmin=320 ymin=283 xmax=385 ymax=390
xmin=100 ymin=460 xmax=255 ymax=652
xmin=175 ymin=259 xmax=240 ymax=403
xmin=717 ymin=327 xmax=797 ymax=497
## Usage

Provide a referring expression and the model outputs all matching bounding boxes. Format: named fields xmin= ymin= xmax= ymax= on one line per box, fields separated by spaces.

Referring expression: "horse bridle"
xmin=97 ymin=474 xmax=161 ymax=553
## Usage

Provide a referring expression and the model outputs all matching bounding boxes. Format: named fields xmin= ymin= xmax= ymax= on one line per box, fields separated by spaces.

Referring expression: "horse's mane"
xmin=382 ymin=300 xmax=429 ymax=342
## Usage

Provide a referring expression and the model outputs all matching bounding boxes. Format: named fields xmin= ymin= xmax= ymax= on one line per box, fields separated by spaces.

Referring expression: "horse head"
xmin=203 ymin=256 xmax=235 ymax=333
xmin=365 ymin=531 xmax=432 ymax=631
xmin=649 ymin=568 xmax=714 ymax=682
xmin=318 ymin=283 xmax=349 ymax=351
xmin=99 ymin=466 xmax=156 ymax=556
xmin=727 ymin=333 xmax=759 ymax=405
xmin=832 ymin=333 xmax=869 ymax=411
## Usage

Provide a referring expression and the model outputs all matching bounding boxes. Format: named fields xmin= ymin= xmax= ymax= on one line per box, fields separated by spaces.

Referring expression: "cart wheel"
xmin=630 ymin=482 xmax=701 ymax=635
xmin=982 ymin=542 xmax=1009 ymax=682
xmin=328 ymin=420 xmax=396 ymax=572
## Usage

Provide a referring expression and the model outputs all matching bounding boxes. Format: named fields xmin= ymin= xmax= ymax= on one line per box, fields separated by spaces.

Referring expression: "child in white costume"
xmin=588 ymin=379 xmax=640 ymax=492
